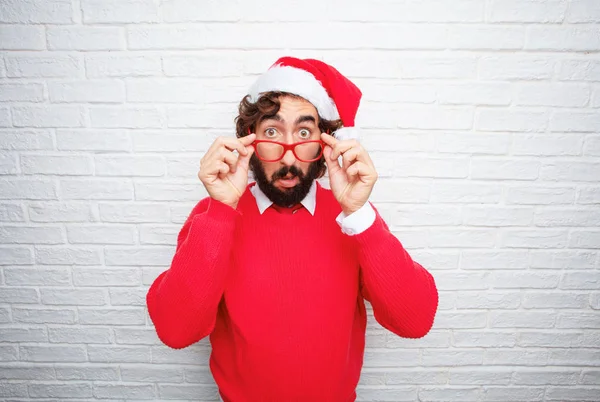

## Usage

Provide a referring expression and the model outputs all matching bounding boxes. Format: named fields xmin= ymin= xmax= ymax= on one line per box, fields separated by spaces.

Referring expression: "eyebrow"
xmin=260 ymin=114 xmax=317 ymax=125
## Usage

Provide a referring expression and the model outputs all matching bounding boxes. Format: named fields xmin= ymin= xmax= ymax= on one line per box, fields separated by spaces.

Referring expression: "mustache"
xmin=271 ymin=165 xmax=303 ymax=181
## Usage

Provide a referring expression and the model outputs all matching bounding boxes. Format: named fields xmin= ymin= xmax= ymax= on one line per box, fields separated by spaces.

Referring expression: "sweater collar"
xmin=250 ymin=181 xmax=317 ymax=216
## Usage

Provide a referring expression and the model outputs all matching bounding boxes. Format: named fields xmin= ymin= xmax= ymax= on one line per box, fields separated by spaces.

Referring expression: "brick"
xmin=551 ymin=111 xmax=600 ymax=132
xmin=105 ymin=247 xmax=174 ymax=266
xmin=356 ymin=81 xmax=436 ymax=103
xmin=0 ymin=203 xmax=24 ymax=222
xmin=29 ymin=202 xmax=93 ymax=222
xmin=456 ymin=292 xmax=520 ymax=309
xmin=419 ymin=387 xmax=480 ymax=401
xmin=163 ymin=54 xmax=243 ymax=77
xmin=5 ymin=53 xmax=81 ymax=78
xmin=0 ymin=382 xmax=27 ymax=397
xmin=95 ymin=155 xmax=166 ymax=176
xmin=559 ymin=60 xmax=600 ymax=81
xmin=21 ymin=154 xmax=93 ymax=175
xmin=139 ymin=225 xmax=179 ymax=245
xmin=523 ymin=292 xmax=587 ymax=308
xmin=162 ymin=0 xmax=241 ymax=22
xmin=433 ymin=272 xmax=488 ymax=290
xmin=453 ymin=331 xmax=517 ymax=348
xmin=13 ymin=307 xmax=75 ymax=324
xmin=121 ymin=365 xmax=184 ymax=382
xmin=0 ymin=307 xmax=10 ymax=323
xmin=98 ymin=203 xmax=169 ymax=223
xmin=557 ymin=313 xmax=600 ymax=329
xmin=518 ymin=331 xmax=584 ymax=347
xmin=13 ymin=105 xmax=85 ymax=128
xmin=36 ymin=247 xmax=102 ymax=265
xmin=0 ymin=83 xmax=44 ymax=102
xmin=151 ymin=344 xmax=210 ymax=364
xmin=0 ymin=0 xmax=72 ymax=23
xmin=546 ymin=387 xmax=600 ymax=401
xmin=394 ymin=157 xmax=469 ymax=179
xmin=88 ymin=345 xmax=151 ymax=363
xmin=85 ymin=53 xmax=162 ymax=77
xmin=41 ymin=288 xmax=106 ymax=306
xmin=482 ymin=387 xmax=544 ymax=401
xmin=507 ymin=185 xmax=575 ymax=205
xmin=0 ymin=287 xmax=38 ymax=304
xmin=185 ymin=366 xmax=219 ymax=384
xmin=531 ymin=250 xmax=597 ymax=269
xmin=158 ymin=384 xmax=219 ymax=399
xmin=411 ymin=251 xmax=459 ymax=270
xmin=93 ymin=383 xmax=156 ymax=399
xmin=431 ymin=182 xmax=501 ymax=204
xmin=73 ymin=267 xmax=140 ymax=287
xmin=513 ymin=134 xmax=584 ymax=156
xmin=516 ymin=83 xmax=589 ymax=107
xmin=477 ymin=109 xmax=547 ymax=132
xmin=584 ymin=136 xmax=600 ymax=156
xmin=0 ymin=152 xmax=17 ymax=174
xmin=67 ymin=225 xmax=136 ymax=245
xmin=134 ymin=181 xmax=208 ymax=202
xmin=132 ymin=130 xmax=214 ymax=152
xmin=480 ymin=56 xmax=555 ymax=80
xmin=492 ymin=271 xmax=560 ymax=289
xmin=0 ymin=226 xmax=63 ymax=244
xmin=433 ymin=312 xmax=487 ymax=329
xmin=568 ymin=0 xmax=600 ymax=22
xmin=0 ymin=107 xmax=9 ymax=127
xmin=0 ymin=246 xmax=33 ymax=264
xmin=448 ymin=26 xmax=524 ymax=50
xmin=513 ymin=369 xmax=579 ymax=385
xmin=170 ymin=203 xmax=195 ymax=224
xmin=549 ymin=349 xmax=600 ymax=365
xmin=166 ymin=156 xmax=203 ymax=177
xmin=56 ymin=129 xmax=131 ymax=152
xmin=461 ymin=250 xmax=529 ymax=270
xmin=90 ymin=106 xmax=165 ymax=129
xmin=386 ymin=330 xmax=450 ymax=349
xmin=60 ymin=178 xmax=133 ymax=200
xmin=126 ymin=77 xmax=246 ymax=103
xmin=0 ymin=129 xmax=53 ymax=150
xmin=435 ymin=133 xmax=510 ymax=155
xmin=561 ymin=271 xmax=600 ymax=289
xmin=0 ymin=25 xmax=45 ymax=49
xmin=386 ymin=369 xmax=447 ymax=385
xmin=569 ymin=230 xmax=600 ymax=248
xmin=82 ymin=0 xmax=159 ymax=23
xmin=490 ymin=311 xmax=555 ymax=328
xmin=438 ymin=83 xmax=510 ymax=106
xmin=484 ymin=349 xmax=549 ymax=365
xmin=581 ymin=370 xmax=600 ymax=384
xmin=0 ymin=327 xmax=47 ymax=342
xmin=29 ymin=383 xmax=92 ymax=398
xmin=543 ymin=160 xmax=600 ymax=181
xmin=114 ymin=327 xmax=161 ymax=345
xmin=4 ymin=267 xmax=70 ymax=286
xmin=109 ymin=287 xmax=146 ymax=306
xmin=49 ymin=326 xmax=111 ymax=343
xmin=490 ymin=0 xmax=567 ymax=22
xmin=449 ymin=368 xmax=512 ymax=385
xmin=463 ymin=207 xmax=533 ymax=227
xmin=427 ymin=229 xmax=496 ymax=248
xmin=501 ymin=229 xmax=568 ymax=248
xmin=21 ymin=345 xmax=87 ymax=362
xmin=48 ymin=80 xmax=125 ymax=103
xmin=55 ymin=365 xmax=119 ymax=381
xmin=365 ymin=105 xmax=473 ymax=130
xmin=167 ymin=105 xmax=237 ymax=129
xmin=0 ymin=365 xmax=55 ymax=380
xmin=48 ymin=26 xmax=125 ymax=51
xmin=527 ymin=27 xmax=600 ymax=51
xmin=79 ymin=307 xmax=145 ymax=326
xmin=535 ymin=208 xmax=600 ymax=227
xmin=143 ymin=267 xmax=164 ymax=285
xmin=592 ymin=293 xmax=600 ymax=309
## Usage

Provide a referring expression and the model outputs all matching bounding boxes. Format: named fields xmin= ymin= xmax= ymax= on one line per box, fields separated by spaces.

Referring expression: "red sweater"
xmin=147 ymin=183 xmax=438 ymax=402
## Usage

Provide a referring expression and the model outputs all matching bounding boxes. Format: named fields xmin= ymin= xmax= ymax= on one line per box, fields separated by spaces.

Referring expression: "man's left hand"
xmin=321 ymin=133 xmax=378 ymax=215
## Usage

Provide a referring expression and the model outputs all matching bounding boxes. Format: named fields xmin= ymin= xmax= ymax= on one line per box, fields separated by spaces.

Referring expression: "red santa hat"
xmin=248 ymin=56 xmax=362 ymax=141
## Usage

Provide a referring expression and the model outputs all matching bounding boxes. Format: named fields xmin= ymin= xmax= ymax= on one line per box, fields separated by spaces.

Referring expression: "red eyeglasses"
xmin=252 ymin=140 xmax=324 ymax=162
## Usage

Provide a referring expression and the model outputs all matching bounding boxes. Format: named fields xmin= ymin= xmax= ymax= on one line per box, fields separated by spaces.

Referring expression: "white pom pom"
xmin=333 ymin=127 xmax=360 ymax=141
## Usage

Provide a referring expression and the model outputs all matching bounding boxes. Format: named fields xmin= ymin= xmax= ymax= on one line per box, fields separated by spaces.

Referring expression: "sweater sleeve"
xmin=146 ymin=197 xmax=239 ymax=349
xmin=354 ymin=209 xmax=438 ymax=339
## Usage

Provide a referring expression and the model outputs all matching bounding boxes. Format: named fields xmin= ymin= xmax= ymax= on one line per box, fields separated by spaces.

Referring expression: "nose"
xmin=280 ymin=148 xmax=297 ymax=166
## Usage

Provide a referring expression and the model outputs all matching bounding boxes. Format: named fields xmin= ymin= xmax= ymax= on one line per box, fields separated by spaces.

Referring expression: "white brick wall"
xmin=0 ymin=0 xmax=599 ymax=400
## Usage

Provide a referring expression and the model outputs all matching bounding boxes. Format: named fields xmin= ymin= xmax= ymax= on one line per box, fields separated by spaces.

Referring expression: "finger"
xmin=341 ymin=148 xmax=360 ymax=171
xmin=220 ymin=149 xmax=239 ymax=174
xmin=331 ymin=140 xmax=360 ymax=161
xmin=346 ymin=161 xmax=377 ymax=182
xmin=237 ymin=145 xmax=255 ymax=171
xmin=320 ymin=132 xmax=338 ymax=147
xmin=323 ymin=145 xmax=342 ymax=175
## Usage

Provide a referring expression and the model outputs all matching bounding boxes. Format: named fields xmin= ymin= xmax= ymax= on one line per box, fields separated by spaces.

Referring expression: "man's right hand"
xmin=198 ymin=134 xmax=256 ymax=209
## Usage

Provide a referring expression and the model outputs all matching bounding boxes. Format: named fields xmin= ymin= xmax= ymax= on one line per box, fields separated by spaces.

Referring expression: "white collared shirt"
xmin=250 ymin=181 xmax=376 ymax=236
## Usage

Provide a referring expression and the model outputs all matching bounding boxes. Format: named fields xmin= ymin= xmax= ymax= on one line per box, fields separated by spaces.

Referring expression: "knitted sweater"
xmin=147 ymin=183 xmax=438 ymax=402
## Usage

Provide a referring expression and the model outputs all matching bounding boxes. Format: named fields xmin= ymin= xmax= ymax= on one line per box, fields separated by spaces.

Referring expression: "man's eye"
xmin=298 ymin=129 xmax=311 ymax=139
xmin=265 ymin=128 xmax=278 ymax=137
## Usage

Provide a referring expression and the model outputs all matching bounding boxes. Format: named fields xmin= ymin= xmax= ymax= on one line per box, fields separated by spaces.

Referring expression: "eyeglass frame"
xmin=251 ymin=139 xmax=325 ymax=162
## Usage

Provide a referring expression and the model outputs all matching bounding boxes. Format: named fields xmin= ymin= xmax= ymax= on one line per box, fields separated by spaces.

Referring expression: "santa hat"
xmin=248 ymin=56 xmax=362 ymax=141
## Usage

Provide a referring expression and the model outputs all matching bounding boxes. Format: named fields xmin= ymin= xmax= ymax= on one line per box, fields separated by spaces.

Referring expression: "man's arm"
xmin=146 ymin=198 xmax=238 ymax=349
xmin=353 ymin=211 xmax=438 ymax=338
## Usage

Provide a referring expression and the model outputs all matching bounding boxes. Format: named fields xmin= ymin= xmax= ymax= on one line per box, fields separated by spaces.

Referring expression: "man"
xmin=147 ymin=57 xmax=438 ymax=402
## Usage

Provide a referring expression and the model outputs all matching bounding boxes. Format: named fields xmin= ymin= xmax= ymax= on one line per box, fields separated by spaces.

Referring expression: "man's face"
xmin=249 ymin=96 xmax=322 ymax=207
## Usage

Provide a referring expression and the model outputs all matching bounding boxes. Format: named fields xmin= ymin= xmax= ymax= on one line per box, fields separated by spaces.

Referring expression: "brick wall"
xmin=1 ymin=0 xmax=599 ymax=400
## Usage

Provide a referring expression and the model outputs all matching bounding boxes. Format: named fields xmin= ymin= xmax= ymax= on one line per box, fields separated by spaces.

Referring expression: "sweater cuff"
xmin=335 ymin=202 xmax=376 ymax=236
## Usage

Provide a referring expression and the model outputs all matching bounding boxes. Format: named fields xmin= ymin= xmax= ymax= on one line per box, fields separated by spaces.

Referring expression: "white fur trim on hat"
xmin=333 ymin=127 xmax=360 ymax=141
xmin=248 ymin=65 xmax=340 ymax=121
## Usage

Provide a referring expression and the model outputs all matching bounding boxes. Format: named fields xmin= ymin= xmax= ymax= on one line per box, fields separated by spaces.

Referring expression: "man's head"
xmin=234 ymin=57 xmax=362 ymax=207
xmin=236 ymin=92 xmax=341 ymax=207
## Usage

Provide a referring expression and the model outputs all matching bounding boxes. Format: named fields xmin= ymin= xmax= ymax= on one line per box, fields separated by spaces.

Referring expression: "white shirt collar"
xmin=250 ymin=181 xmax=317 ymax=215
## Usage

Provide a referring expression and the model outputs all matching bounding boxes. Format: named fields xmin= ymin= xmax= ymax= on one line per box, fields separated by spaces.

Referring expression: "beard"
xmin=249 ymin=155 xmax=321 ymax=208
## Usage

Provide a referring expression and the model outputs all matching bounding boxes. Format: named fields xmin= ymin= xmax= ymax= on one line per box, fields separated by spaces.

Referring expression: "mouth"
xmin=277 ymin=175 xmax=299 ymax=189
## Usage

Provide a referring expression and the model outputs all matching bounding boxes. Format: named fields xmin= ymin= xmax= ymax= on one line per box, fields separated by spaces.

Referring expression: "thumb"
xmin=323 ymin=145 xmax=341 ymax=174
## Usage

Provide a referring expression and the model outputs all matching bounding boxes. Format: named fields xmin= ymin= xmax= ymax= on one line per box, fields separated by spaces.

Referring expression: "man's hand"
xmin=198 ymin=134 xmax=256 ymax=209
xmin=321 ymin=133 xmax=378 ymax=215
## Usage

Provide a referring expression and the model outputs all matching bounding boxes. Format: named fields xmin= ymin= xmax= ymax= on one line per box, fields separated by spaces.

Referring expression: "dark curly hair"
xmin=235 ymin=91 xmax=343 ymax=178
